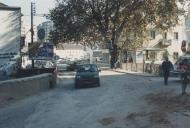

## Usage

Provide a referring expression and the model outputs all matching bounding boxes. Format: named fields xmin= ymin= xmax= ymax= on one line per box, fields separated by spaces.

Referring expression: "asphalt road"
xmin=0 ymin=70 xmax=190 ymax=128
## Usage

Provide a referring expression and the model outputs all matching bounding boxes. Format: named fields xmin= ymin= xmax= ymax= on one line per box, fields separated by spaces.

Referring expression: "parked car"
xmin=75 ymin=64 xmax=100 ymax=89
xmin=43 ymin=61 xmax=55 ymax=68
xmin=26 ymin=64 xmax=32 ymax=69
xmin=34 ymin=60 xmax=55 ymax=69
xmin=67 ymin=62 xmax=78 ymax=71
xmin=0 ymin=70 xmax=9 ymax=81
xmin=56 ymin=59 xmax=69 ymax=72
xmin=170 ymin=55 xmax=190 ymax=76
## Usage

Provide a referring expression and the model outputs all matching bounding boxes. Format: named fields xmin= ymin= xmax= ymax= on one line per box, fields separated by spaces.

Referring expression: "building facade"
xmin=21 ymin=22 xmax=37 ymax=46
xmin=0 ymin=3 xmax=21 ymax=75
xmin=55 ymin=43 xmax=88 ymax=61
xmin=127 ymin=15 xmax=187 ymax=65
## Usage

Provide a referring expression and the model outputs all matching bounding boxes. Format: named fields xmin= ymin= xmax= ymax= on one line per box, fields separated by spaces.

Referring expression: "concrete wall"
xmin=0 ymin=73 xmax=56 ymax=99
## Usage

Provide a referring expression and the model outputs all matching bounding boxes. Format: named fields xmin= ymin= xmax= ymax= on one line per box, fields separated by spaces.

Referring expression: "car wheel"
xmin=97 ymin=81 xmax=100 ymax=87
xmin=75 ymin=83 xmax=80 ymax=89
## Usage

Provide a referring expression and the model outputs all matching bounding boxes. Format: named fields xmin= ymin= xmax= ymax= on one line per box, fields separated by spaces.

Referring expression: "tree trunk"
xmin=110 ymin=31 xmax=118 ymax=69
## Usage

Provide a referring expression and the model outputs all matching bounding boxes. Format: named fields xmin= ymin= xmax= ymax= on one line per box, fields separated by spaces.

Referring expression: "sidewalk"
xmin=109 ymin=68 xmax=158 ymax=77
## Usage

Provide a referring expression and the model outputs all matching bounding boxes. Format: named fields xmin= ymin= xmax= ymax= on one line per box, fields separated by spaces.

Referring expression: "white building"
xmin=127 ymin=15 xmax=187 ymax=64
xmin=185 ymin=10 xmax=190 ymax=47
xmin=21 ymin=22 xmax=37 ymax=46
xmin=55 ymin=43 xmax=88 ymax=61
xmin=126 ymin=3 xmax=190 ymax=64
xmin=0 ymin=3 xmax=21 ymax=75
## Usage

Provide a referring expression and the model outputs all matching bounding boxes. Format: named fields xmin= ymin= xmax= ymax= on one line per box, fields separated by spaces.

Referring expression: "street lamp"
xmin=31 ymin=2 xmax=36 ymax=44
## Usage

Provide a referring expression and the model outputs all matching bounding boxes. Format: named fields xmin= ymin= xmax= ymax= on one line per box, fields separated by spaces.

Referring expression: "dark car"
xmin=75 ymin=64 xmax=100 ymax=88
xmin=0 ymin=70 xmax=8 ymax=81
xmin=170 ymin=55 xmax=190 ymax=77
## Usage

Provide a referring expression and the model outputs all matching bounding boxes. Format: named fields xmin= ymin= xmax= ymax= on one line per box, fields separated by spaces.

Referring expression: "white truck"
xmin=0 ymin=4 xmax=21 ymax=76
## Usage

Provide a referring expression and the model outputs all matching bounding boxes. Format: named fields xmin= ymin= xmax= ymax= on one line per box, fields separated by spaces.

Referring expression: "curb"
xmin=110 ymin=69 xmax=159 ymax=77
xmin=100 ymin=67 xmax=110 ymax=70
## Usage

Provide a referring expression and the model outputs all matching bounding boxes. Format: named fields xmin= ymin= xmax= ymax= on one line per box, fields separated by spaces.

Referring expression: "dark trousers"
xmin=181 ymin=73 xmax=188 ymax=94
xmin=163 ymin=71 xmax=169 ymax=85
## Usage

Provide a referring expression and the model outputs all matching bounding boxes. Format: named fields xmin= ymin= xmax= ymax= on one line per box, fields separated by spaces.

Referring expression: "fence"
xmin=121 ymin=63 xmax=163 ymax=75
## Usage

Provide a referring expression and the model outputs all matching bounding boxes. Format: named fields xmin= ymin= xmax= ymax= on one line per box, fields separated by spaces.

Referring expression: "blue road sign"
xmin=38 ymin=29 xmax=45 ymax=40
xmin=35 ymin=43 xmax=54 ymax=60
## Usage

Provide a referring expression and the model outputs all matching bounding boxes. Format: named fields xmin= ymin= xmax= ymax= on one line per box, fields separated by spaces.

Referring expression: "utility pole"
xmin=31 ymin=2 xmax=35 ymax=68
xmin=31 ymin=2 xmax=34 ymax=45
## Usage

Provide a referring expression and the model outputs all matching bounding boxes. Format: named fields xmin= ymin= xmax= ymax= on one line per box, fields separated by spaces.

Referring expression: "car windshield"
xmin=57 ymin=60 xmax=65 ymax=64
xmin=77 ymin=65 xmax=97 ymax=72
xmin=175 ymin=57 xmax=190 ymax=65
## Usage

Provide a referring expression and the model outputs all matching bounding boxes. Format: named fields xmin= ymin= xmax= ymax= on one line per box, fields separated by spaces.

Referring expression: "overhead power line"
xmin=23 ymin=14 xmax=48 ymax=17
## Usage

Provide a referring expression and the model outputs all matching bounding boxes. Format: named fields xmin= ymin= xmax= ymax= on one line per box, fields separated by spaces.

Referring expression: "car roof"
xmin=180 ymin=55 xmax=190 ymax=58
xmin=78 ymin=64 xmax=96 ymax=66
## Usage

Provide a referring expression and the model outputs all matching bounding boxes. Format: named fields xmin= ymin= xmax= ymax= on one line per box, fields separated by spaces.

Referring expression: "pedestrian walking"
xmin=114 ymin=59 xmax=119 ymax=69
xmin=180 ymin=59 xmax=189 ymax=95
xmin=110 ymin=58 xmax=114 ymax=69
xmin=161 ymin=57 xmax=173 ymax=85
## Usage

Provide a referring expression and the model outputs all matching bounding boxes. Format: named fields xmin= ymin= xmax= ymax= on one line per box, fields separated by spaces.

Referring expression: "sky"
xmin=0 ymin=0 xmax=56 ymax=26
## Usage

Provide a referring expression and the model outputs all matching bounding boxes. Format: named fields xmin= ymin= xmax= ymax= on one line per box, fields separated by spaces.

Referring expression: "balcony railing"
xmin=160 ymin=39 xmax=172 ymax=46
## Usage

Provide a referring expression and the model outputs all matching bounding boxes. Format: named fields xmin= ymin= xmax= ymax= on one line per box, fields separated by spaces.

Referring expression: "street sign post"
xmin=35 ymin=43 xmax=54 ymax=60
xmin=29 ymin=43 xmax=54 ymax=60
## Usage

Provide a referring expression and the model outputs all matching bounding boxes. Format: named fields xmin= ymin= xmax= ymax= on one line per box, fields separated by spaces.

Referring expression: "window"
xmin=150 ymin=31 xmax=155 ymax=39
xmin=174 ymin=32 xmax=178 ymax=40
xmin=164 ymin=32 xmax=167 ymax=39
xmin=149 ymin=51 xmax=156 ymax=60
xmin=173 ymin=52 xmax=179 ymax=60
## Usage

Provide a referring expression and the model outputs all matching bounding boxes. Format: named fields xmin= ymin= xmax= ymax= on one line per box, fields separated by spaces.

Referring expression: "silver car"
xmin=56 ymin=59 xmax=69 ymax=73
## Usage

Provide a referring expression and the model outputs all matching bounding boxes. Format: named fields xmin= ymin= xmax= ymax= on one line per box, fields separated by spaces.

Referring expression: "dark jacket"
xmin=162 ymin=60 xmax=173 ymax=73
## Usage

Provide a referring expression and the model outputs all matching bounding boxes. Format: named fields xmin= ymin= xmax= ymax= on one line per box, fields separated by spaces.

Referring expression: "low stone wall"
xmin=0 ymin=73 xmax=56 ymax=99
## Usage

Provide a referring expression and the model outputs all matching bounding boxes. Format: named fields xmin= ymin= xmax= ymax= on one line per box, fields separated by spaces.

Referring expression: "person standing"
xmin=114 ymin=59 xmax=119 ymax=69
xmin=162 ymin=57 xmax=173 ymax=85
xmin=180 ymin=59 xmax=189 ymax=95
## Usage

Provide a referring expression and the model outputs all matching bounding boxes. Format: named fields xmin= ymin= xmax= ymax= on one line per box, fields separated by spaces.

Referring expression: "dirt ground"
xmin=126 ymin=90 xmax=190 ymax=128
xmin=1 ymin=71 xmax=190 ymax=128
xmin=0 ymin=96 xmax=14 ymax=106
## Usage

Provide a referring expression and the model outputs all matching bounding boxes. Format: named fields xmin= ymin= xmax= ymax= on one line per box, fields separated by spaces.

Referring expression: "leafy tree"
xmin=48 ymin=30 xmax=61 ymax=45
xmin=48 ymin=0 xmax=188 ymax=66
